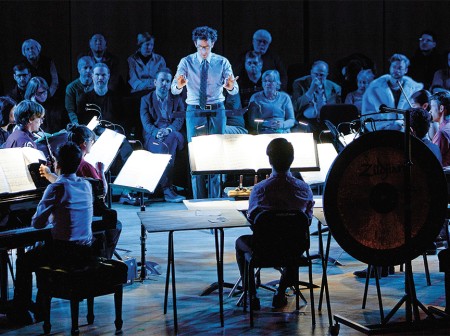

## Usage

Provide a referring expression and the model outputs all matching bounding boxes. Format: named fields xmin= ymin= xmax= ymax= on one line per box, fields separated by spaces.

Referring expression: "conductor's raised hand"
xmin=176 ymin=75 xmax=188 ymax=89
xmin=224 ymin=74 xmax=239 ymax=91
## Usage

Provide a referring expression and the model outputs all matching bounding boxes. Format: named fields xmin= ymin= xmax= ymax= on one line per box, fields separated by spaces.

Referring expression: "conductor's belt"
xmin=188 ymin=103 xmax=223 ymax=110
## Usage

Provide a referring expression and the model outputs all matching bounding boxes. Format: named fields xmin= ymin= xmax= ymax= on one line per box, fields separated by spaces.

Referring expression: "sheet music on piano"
xmin=0 ymin=147 xmax=47 ymax=193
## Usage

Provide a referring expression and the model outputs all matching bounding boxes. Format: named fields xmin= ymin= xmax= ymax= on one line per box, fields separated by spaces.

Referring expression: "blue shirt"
xmin=32 ymin=173 xmax=93 ymax=245
xmin=247 ymin=171 xmax=314 ymax=224
xmin=171 ymin=52 xmax=238 ymax=105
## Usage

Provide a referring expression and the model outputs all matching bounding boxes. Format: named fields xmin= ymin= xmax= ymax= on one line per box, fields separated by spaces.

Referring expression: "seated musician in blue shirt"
xmin=10 ymin=142 xmax=93 ymax=325
xmin=235 ymin=138 xmax=314 ymax=309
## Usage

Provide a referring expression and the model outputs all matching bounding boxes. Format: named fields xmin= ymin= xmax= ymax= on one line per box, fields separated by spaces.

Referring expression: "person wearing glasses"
xmin=171 ymin=26 xmax=238 ymax=199
xmin=7 ymin=63 xmax=31 ymax=103
xmin=292 ymin=60 xmax=341 ymax=135
xmin=247 ymin=70 xmax=295 ymax=134
xmin=234 ymin=29 xmax=288 ymax=92
xmin=409 ymin=31 xmax=443 ymax=90
xmin=25 ymin=76 xmax=68 ymax=134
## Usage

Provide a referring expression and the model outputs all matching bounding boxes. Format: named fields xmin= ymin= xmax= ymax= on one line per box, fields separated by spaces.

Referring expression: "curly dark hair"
xmin=0 ymin=96 xmax=16 ymax=127
xmin=408 ymin=107 xmax=431 ymax=139
xmin=192 ymin=26 xmax=218 ymax=43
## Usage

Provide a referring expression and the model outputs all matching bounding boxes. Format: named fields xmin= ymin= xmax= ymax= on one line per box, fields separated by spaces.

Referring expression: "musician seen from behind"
xmin=0 ymin=96 xmax=16 ymax=147
xmin=3 ymin=100 xmax=44 ymax=149
xmin=292 ymin=60 xmax=341 ymax=135
xmin=361 ymin=54 xmax=423 ymax=132
xmin=235 ymin=138 xmax=314 ymax=310
xmin=140 ymin=68 xmax=186 ymax=203
xmin=171 ymin=26 xmax=239 ymax=199
xmin=39 ymin=124 xmax=122 ymax=259
xmin=430 ymin=90 xmax=450 ymax=166
xmin=247 ymin=70 xmax=295 ymax=134
xmin=10 ymin=142 xmax=93 ymax=325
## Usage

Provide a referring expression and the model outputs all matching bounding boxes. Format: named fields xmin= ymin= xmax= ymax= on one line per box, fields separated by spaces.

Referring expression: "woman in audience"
xmin=344 ymin=69 xmax=375 ymax=112
xmin=25 ymin=76 xmax=68 ymax=134
xmin=127 ymin=32 xmax=166 ymax=95
xmin=247 ymin=70 xmax=295 ymax=134
xmin=431 ymin=50 xmax=450 ymax=91
xmin=0 ymin=96 xmax=16 ymax=147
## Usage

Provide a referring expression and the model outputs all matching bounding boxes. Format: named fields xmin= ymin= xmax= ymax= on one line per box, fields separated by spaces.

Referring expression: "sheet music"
xmin=0 ymin=148 xmax=45 ymax=193
xmin=189 ymin=133 xmax=319 ymax=173
xmin=84 ymin=128 xmax=125 ymax=172
xmin=112 ymin=150 xmax=171 ymax=193
xmin=302 ymin=143 xmax=338 ymax=185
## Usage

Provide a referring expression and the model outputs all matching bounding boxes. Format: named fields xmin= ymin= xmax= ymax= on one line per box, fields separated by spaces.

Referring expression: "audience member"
xmin=247 ymin=70 xmax=295 ymax=134
xmin=79 ymin=33 xmax=123 ymax=93
xmin=7 ymin=63 xmax=31 ymax=103
xmin=10 ymin=142 xmax=93 ymax=325
xmin=344 ymin=69 xmax=375 ymax=112
xmin=3 ymin=100 xmax=44 ymax=149
xmin=235 ymin=138 xmax=314 ymax=309
xmin=140 ymin=68 xmax=186 ymax=203
xmin=408 ymin=31 xmax=442 ymax=90
xmin=21 ymin=39 xmax=59 ymax=97
xmin=0 ymin=96 xmax=16 ymax=147
xmin=224 ymin=89 xmax=247 ymax=134
xmin=65 ymin=56 xmax=94 ymax=124
xmin=430 ymin=91 xmax=450 ymax=166
xmin=77 ymin=63 xmax=122 ymax=126
xmin=362 ymin=54 xmax=423 ymax=132
xmin=239 ymin=51 xmax=264 ymax=108
xmin=334 ymin=53 xmax=376 ymax=98
xmin=171 ymin=26 xmax=238 ymax=199
xmin=292 ymin=60 xmax=341 ymax=135
xmin=25 ymin=76 xmax=68 ymax=134
xmin=234 ymin=29 xmax=288 ymax=91
xmin=128 ymin=32 xmax=166 ymax=95
xmin=431 ymin=50 xmax=450 ymax=91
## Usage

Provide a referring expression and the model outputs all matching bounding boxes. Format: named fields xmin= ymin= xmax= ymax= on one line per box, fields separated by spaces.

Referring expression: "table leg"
xmin=214 ymin=228 xmax=225 ymax=327
xmin=164 ymin=232 xmax=173 ymax=314
xmin=170 ymin=231 xmax=178 ymax=333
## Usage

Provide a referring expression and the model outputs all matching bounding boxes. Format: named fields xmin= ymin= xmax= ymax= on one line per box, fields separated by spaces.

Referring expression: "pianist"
xmin=3 ymin=100 xmax=44 ymax=149
xmin=10 ymin=142 xmax=93 ymax=325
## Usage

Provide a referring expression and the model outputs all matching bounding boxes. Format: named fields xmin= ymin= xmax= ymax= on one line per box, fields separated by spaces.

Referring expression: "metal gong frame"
xmin=324 ymin=112 xmax=449 ymax=334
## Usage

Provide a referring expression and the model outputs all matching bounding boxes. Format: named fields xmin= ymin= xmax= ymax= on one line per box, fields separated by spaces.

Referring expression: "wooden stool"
xmin=36 ymin=258 xmax=128 ymax=335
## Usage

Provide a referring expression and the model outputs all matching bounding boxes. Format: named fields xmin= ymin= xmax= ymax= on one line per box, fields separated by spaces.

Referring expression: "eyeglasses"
xmin=419 ymin=38 xmax=434 ymax=43
xmin=312 ymin=72 xmax=327 ymax=77
xmin=263 ymin=79 xmax=276 ymax=83
xmin=246 ymin=61 xmax=261 ymax=66
xmin=197 ymin=45 xmax=211 ymax=51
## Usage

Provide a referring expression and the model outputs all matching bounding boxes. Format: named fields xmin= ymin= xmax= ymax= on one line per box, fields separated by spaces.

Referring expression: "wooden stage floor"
xmin=1 ymin=199 xmax=450 ymax=335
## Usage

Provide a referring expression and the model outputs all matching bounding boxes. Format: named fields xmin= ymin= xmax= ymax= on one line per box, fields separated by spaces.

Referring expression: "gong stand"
xmin=333 ymin=109 xmax=446 ymax=335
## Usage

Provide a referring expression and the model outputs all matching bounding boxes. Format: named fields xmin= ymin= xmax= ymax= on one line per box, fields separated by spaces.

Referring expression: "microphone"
xmin=379 ymin=104 xmax=408 ymax=115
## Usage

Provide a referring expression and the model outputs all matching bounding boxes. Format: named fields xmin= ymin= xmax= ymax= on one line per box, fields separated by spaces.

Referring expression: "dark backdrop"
xmin=0 ymin=0 xmax=449 ymax=93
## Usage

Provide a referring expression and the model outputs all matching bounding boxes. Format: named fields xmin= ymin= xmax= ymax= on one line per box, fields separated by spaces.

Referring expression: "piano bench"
xmin=36 ymin=258 xmax=128 ymax=335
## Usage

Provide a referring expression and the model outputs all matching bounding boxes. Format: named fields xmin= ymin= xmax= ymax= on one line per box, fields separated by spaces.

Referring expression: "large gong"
xmin=323 ymin=130 xmax=448 ymax=266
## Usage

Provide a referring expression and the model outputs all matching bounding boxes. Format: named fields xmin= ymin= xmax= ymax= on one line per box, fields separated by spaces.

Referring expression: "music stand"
xmin=110 ymin=150 xmax=171 ymax=281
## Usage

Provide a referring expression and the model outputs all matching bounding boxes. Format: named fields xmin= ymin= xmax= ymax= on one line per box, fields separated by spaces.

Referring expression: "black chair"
xmin=36 ymin=257 xmax=128 ymax=335
xmin=242 ymin=210 xmax=315 ymax=327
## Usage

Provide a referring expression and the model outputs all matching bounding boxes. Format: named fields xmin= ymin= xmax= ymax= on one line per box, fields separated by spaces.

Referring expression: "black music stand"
xmin=110 ymin=150 xmax=171 ymax=281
